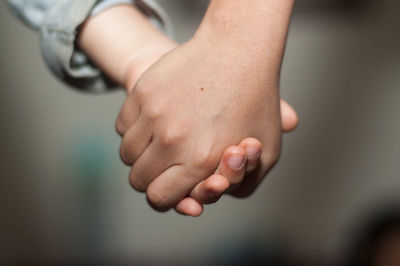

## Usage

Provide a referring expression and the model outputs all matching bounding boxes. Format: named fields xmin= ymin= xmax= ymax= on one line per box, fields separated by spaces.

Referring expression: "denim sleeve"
xmin=5 ymin=0 xmax=173 ymax=92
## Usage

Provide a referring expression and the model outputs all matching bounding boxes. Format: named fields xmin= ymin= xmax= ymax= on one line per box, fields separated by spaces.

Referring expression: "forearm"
xmin=195 ymin=0 xmax=295 ymax=76
xmin=77 ymin=4 xmax=176 ymax=92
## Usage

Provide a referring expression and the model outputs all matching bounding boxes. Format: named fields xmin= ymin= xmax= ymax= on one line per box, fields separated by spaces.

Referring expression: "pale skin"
xmin=78 ymin=0 xmax=297 ymax=216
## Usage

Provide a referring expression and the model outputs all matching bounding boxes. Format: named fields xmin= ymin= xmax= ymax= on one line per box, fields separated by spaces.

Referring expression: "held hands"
xmin=76 ymin=3 xmax=296 ymax=216
xmin=116 ymin=38 xmax=298 ymax=216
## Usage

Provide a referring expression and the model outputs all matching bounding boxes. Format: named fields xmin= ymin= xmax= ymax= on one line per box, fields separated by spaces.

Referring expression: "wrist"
xmin=77 ymin=4 xmax=177 ymax=91
xmin=124 ymin=42 xmax=177 ymax=93
xmin=193 ymin=0 xmax=294 ymax=73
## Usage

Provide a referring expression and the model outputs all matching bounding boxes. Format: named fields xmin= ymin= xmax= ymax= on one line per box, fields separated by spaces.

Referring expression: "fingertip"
xmin=239 ymin=138 xmax=262 ymax=159
xmin=189 ymin=174 xmax=229 ymax=205
xmin=283 ymin=112 xmax=299 ymax=132
xmin=175 ymin=197 xmax=204 ymax=217
xmin=222 ymin=146 xmax=247 ymax=171
xmin=239 ymin=138 xmax=262 ymax=171
xmin=205 ymin=174 xmax=230 ymax=195
xmin=281 ymin=99 xmax=299 ymax=132
xmin=223 ymin=145 xmax=247 ymax=157
xmin=288 ymin=111 xmax=299 ymax=131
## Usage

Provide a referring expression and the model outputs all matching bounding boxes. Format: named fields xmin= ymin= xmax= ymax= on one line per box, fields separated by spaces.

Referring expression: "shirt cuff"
xmin=39 ymin=0 xmax=173 ymax=93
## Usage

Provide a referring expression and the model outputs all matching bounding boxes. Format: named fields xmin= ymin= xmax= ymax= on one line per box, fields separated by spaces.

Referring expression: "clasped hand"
xmin=116 ymin=39 xmax=298 ymax=216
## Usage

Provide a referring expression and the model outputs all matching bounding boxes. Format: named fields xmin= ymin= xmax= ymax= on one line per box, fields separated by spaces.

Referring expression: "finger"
xmin=128 ymin=140 xmax=175 ymax=192
xmin=119 ymin=115 xmax=152 ymax=166
xmin=146 ymin=165 xmax=199 ymax=212
xmin=115 ymin=95 xmax=140 ymax=136
xmin=189 ymin=146 xmax=246 ymax=204
xmin=216 ymin=146 xmax=247 ymax=184
xmin=239 ymin=138 xmax=262 ymax=171
xmin=228 ymin=152 xmax=273 ymax=198
xmin=189 ymin=174 xmax=230 ymax=205
xmin=174 ymin=197 xmax=204 ymax=217
xmin=280 ymin=99 xmax=299 ymax=133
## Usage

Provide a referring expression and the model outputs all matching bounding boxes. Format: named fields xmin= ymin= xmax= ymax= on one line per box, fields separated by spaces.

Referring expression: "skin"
xmin=78 ymin=1 xmax=296 ymax=216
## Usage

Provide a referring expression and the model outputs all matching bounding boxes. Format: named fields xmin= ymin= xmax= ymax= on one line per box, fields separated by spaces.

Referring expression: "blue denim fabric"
xmin=6 ymin=0 xmax=172 ymax=92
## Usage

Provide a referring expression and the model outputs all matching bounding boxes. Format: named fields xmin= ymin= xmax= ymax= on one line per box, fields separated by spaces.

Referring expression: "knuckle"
xmin=145 ymin=105 xmax=163 ymax=121
xmin=119 ymin=140 xmax=131 ymax=165
xmin=129 ymin=172 xmax=146 ymax=193
xmin=132 ymin=80 xmax=148 ymax=100
xmin=159 ymin=127 xmax=185 ymax=147
xmin=193 ymin=149 xmax=219 ymax=172
xmin=146 ymin=188 xmax=169 ymax=211
xmin=115 ymin=117 xmax=125 ymax=136
xmin=115 ymin=100 xmax=129 ymax=136
xmin=203 ymin=183 xmax=222 ymax=203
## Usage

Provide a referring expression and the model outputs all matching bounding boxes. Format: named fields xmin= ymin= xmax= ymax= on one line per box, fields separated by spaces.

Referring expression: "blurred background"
xmin=1 ymin=0 xmax=400 ymax=265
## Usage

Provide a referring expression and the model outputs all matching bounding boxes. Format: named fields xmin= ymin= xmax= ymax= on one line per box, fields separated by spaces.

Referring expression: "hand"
xmin=120 ymin=51 xmax=297 ymax=216
xmin=174 ymin=101 xmax=297 ymax=216
xmin=77 ymin=3 xmax=296 ymax=216
xmin=176 ymin=137 xmax=263 ymax=216
xmin=117 ymin=37 xmax=285 ymax=212
xmin=119 ymin=76 xmax=297 ymax=216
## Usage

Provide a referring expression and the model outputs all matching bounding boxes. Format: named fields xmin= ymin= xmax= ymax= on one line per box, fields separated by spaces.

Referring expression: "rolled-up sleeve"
xmin=5 ymin=0 xmax=173 ymax=92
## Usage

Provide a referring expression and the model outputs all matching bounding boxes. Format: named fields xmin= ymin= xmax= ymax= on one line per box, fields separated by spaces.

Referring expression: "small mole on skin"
xmin=200 ymin=88 xmax=204 ymax=91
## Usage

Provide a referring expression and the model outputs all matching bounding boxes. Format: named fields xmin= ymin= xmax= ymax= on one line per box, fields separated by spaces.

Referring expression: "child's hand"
xmin=116 ymin=38 xmax=287 ymax=212
xmin=174 ymin=98 xmax=298 ymax=216
xmin=77 ymin=3 xmax=296 ymax=215
xmin=118 ymin=93 xmax=297 ymax=216
xmin=114 ymin=34 xmax=298 ymax=217
xmin=175 ymin=137 xmax=262 ymax=216
xmin=119 ymin=56 xmax=297 ymax=216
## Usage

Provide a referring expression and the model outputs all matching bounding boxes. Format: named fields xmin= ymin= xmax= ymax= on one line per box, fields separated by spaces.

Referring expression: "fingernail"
xmin=246 ymin=145 xmax=261 ymax=159
xmin=227 ymin=155 xmax=245 ymax=170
